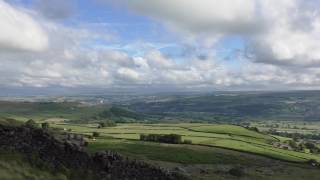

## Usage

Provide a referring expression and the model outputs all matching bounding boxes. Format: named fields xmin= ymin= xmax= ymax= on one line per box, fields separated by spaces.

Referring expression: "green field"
xmin=85 ymin=138 xmax=320 ymax=180
xmin=1 ymin=98 xmax=320 ymax=179
xmin=51 ymin=123 xmax=320 ymax=163
xmin=55 ymin=122 xmax=319 ymax=180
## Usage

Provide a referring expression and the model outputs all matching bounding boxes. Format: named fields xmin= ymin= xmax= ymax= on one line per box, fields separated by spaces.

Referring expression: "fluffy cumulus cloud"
xmin=0 ymin=0 xmax=48 ymax=52
xmin=1 ymin=0 xmax=320 ymax=91
xmin=250 ymin=0 xmax=320 ymax=66
xmin=115 ymin=0 xmax=320 ymax=66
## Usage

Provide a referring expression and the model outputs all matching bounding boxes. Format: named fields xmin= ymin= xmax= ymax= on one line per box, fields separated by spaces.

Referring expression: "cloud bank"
xmin=1 ymin=0 xmax=320 ymax=92
xmin=117 ymin=0 xmax=320 ymax=66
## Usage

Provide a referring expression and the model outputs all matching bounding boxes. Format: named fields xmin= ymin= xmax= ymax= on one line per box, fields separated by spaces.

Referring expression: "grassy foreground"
xmin=0 ymin=150 xmax=68 ymax=180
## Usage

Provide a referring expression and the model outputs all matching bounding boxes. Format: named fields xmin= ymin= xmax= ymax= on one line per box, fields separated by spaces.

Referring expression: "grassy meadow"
xmin=48 ymin=122 xmax=320 ymax=180
xmin=51 ymin=123 xmax=320 ymax=163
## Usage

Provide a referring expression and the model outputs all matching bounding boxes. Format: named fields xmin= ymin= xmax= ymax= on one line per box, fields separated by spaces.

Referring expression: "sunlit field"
xmin=52 ymin=123 xmax=320 ymax=163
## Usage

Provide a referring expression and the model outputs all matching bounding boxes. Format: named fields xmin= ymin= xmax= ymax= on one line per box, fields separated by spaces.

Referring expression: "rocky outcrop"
xmin=0 ymin=125 xmax=184 ymax=180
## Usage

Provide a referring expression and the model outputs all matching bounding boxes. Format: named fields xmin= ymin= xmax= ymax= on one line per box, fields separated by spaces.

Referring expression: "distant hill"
xmin=0 ymin=101 xmax=145 ymax=122
xmin=127 ymin=91 xmax=320 ymax=121
xmin=0 ymin=117 xmax=22 ymax=126
xmin=98 ymin=106 xmax=145 ymax=121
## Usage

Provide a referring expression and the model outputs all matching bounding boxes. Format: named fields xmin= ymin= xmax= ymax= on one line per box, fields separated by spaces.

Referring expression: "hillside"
xmin=0 ymin=118 xmax=319 ymax=179
xmin=49 ymin=122 xmax=320 ymax=179
xmin=0 ymin=123 xmax=182 ymax=180
xmin=128 ymin=91 xmax=320 ymax=121
xmin=0 ymin=101 xmax=145 ymax=123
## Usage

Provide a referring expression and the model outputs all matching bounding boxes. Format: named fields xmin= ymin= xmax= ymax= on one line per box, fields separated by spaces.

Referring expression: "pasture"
xmin=51 ymin=123 xmax=320 ymax=163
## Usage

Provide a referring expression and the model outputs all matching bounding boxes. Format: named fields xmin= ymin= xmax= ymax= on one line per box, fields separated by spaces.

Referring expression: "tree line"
xmin=140 ymin=134 xmax=192 ymax=144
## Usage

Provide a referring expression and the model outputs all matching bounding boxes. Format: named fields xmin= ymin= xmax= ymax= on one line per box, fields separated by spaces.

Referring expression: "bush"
xmin=92 ymin=132 xmax=100 ymax=137
xmin=98 ymin=121 xmax=116 ymax=128
xmin=308 ymin=159 xmax=319 ymax=167
xmin=183 ymin=139 xmax=192 ymax=144
xmin=229 ymin=167 xmax=245 ymax=177
xmin=140 ymin=134 xmax=182 ymax=144
xmin=25 ymin=119 xmax=38 ymax=128
xmin=83 ymin=141 xmax=89 ymax=147
xmin=41 ymin=122 xmax=49 ymax=130
xmin=305 ymin=142 xmax=316 ymax=149
xmin=247 ymin=126 xmax=259 ymax=132
xmin=288 ymin=140 xmax=298 ymax=149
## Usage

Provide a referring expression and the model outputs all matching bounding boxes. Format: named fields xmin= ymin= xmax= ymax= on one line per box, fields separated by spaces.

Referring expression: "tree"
xmin=305 ymin=142 xmax=316 ymax=149
xmin=92 ymin=132 xmax=100 ymax=137
xmin=139 ymin=134 xmax=182 ymax=144
xmin=98 ymin=122 xmax=105 ymax=128
xmin=297 ymin=143 xmax=306 ymax=152
xmin=305 ymin=142 xmax=320 ymax=154
xmin=83 ymin=141 xmax=89 ymax=147
xmin=183 ymin=139 xmax=192 ymax=144
xmin=248 ymin=127 xmax=259 ymax=132
xmin=229 ymin=167 xmax=245 ymax=177
xmin=98 ymin=121 xmax=116 ymax=128
xmin=25 ymin=119 xmax=37 ymax=128
xmin=41 ymin=122 xmax=49 ymax=130
xmin=288 ymin=140 xmax=298 ymax=150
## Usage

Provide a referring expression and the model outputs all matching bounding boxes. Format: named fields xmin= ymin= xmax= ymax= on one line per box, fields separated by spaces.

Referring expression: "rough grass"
xmin=87 ymin=138 xmax=269 ymax=165
xmin=87 ymin=139 xmax=320 ymax=180
xmin=0 ymin=150 xmax=67 ymax=180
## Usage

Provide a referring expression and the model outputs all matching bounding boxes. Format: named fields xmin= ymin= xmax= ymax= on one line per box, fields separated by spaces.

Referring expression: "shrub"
xmin=98 ymin=121 xmax=116 ymax=128
xmin=248 ymin=126 xmax=259 ymax=132
xmin=41 ymin=122 xmax=49 ymax=130
xmin=83 ymin=141 xmax=89 ymax=147
xmin=308 ymin=159 xmax=319 ymax=167
xmin=305 ymin=142 xmax=316 ymax=149
xmin=25 ymin=119 xmax=38 ymax=128
xmin=229 ymin=167 xmax=245 ymax=177
xmin=183 ymin=139 xmax=192 ymax=144
xmin=288 ymin=140 xmax=298 ymax=150
xmin=92 ymin=132 xmax=100 ymax=137
xmin=140 ymin=134 xmax=182 ymax=144
xmin=298 ymin=143 xmax=306 ymax=152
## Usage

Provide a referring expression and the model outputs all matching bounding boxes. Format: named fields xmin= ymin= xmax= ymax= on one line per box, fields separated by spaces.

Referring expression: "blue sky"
xmin=26 ymin=0 xmax=245 ymax=61
xmin=0 ymin=0 xmax=320 ymax=92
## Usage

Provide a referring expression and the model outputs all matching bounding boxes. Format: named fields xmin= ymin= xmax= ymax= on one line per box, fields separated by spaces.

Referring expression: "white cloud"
xmin=117 ymin=67 xmax=140 ymax=81
xmin=120 ymin=0 xmax=258 ymax=35
xmin=250 ymin=0 xmax=320 ymax=66
xmin=144 ymin=51 xmax=175 ymax=69
xmin=2 ymin=0 xmax=320 ymax=91
xmin=0 ymin=0 xmax=48 ymax=52
xmin=112 ymin=0 xmax=320 ymax=66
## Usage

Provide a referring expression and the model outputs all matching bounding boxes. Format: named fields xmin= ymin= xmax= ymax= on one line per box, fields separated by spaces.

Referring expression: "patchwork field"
xmin=52 ymin=123 xmax=320 ymax=163
xmin=48 ymin=122 xmax=320 ymax=179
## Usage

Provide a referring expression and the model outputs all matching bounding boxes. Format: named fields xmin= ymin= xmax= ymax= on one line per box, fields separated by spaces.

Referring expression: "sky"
xmin=1 ymin=0 xmax=320 ymax=94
